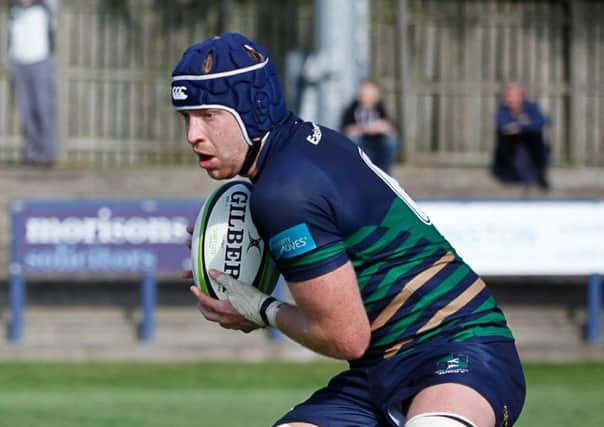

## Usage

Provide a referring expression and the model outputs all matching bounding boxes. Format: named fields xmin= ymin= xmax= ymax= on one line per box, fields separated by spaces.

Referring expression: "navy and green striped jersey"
xmin=251 ymin=113 xmax=513 ymax=365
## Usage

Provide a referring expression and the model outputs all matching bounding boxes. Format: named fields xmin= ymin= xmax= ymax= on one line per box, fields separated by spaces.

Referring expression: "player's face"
xmin=182 ymin=109 xmax=248 ymax=180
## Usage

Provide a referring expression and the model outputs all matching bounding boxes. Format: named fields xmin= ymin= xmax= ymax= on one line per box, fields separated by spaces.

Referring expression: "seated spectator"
xmin=492 ymin=82 xmax=550 ymax=190
xmin=341 ymin=80 xmax=400 ymax=174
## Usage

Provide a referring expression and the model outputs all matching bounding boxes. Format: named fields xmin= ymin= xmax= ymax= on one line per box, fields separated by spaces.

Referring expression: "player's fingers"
xmin=190 ymin=285 xmax=218 ymax=308
xmin=190 ymin=286 xmax=232 ymax=312
xmin=191 ymin=288 xmax=224 ymax=321
xmin=209 ymin=268 xmax=226 ymax=280
xmin=186 ymin=225 xmax=193 ymax=235
xmin=219 ymin=315 xmax=257 ymax=331
xmin=186 ymin=239 xmax=192 ymax=249
xmin=199 ymin=304 xmax=221 ymax=321
xmin=240 ymin=324 xmax=257 ymax=333
xmin=210 ymin=269 xmax=251 ymax=290
xmin=182 ymin=270 xmax=193 ymax=279
xmin=190 ymin=285 xmax=211 ymax=301
xmin=219 ymin=321 xmax=240 ymax=330
xmin=209 ymin=269 xmax=235 ymax=290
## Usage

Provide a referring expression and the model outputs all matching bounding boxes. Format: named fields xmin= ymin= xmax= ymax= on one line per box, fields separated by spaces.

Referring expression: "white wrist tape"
xmin=261 ymin=297 xmax=284 ymax=328
xmin=213 ymin=272 xmax=283 ymax=328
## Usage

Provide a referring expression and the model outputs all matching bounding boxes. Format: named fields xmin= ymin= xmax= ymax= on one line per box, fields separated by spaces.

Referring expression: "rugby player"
xmin=172 ymin=33 xmax=526 ymax=427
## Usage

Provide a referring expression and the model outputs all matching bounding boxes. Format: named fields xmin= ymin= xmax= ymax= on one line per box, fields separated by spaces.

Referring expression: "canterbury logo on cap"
xmin=172 ymin=86 xmax=188 ymax=101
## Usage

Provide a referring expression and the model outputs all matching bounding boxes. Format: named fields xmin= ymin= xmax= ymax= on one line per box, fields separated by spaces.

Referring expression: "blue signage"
xmin=11 ymin=199 xmax=202 ymax=274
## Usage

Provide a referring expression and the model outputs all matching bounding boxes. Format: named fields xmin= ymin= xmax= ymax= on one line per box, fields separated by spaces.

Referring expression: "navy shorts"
xmin=274 ymin=340 xmax=526 ymax=427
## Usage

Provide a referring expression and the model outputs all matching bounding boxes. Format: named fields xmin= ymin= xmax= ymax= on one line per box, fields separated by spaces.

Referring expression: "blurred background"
xmin=0 ymin=0 xmax=603 ymax=379
xmin=0 ymin=1 xmax=603 ymax=426
xmin=2 ymin=0 xmax=604 ymax=168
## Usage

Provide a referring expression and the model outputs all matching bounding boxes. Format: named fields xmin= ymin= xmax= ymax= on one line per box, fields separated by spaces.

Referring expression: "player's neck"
xmin=242 ymin=133 xmax=271 ymax=181
xmin=244 ymin=162 xmax=258 ymax=180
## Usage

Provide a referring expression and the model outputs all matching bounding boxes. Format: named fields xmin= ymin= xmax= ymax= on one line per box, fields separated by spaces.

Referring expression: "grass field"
xmin=0 ymin=361 xmax=602 ymax=427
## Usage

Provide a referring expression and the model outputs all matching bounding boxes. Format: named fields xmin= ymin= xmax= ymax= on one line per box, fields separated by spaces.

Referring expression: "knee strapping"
xmin=405 ymin=412 xmax=476 ymax=427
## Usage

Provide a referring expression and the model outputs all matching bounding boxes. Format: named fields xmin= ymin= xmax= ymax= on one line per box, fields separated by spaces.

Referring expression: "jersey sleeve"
xmin=251 ymin=166 xmax=349 ymax=283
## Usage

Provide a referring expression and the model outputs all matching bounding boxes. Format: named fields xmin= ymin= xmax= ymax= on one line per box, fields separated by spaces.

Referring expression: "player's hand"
xmin=182 ymin=225 xmax=194 ymax=280
xmin=190 ymin=284 xmax=259 ymax=333
xmin=186 ymin=225 xmax=194 ymax=247
xmin=210 ymin=269 xmax=284 ymax=328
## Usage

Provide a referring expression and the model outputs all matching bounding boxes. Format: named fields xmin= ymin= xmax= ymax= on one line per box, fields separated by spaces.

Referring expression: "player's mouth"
xmin=196 ymin=152 xmax=215 ymax=169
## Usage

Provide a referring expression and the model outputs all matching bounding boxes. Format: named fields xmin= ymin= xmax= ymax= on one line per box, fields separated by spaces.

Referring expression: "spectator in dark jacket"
xmin=492 ymin=82 xmax=550 ymax=190
xmin=341 ymin=80 xmax=400 ymax=174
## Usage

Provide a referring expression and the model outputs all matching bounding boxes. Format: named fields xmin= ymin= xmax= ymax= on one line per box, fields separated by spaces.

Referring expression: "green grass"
xmin=519 ymin=363 xmax=604 ymax=427
xmin=0 ymin=361 xmax=602 ymax=427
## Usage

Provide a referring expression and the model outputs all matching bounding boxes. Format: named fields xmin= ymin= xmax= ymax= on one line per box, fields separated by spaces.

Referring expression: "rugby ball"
xmin=191 ymin=180 xmax=279 ymax=299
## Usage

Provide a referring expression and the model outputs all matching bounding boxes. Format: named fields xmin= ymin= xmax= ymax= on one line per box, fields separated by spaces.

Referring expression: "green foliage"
xmin=0 ymin=361 xmax=602 ymax=427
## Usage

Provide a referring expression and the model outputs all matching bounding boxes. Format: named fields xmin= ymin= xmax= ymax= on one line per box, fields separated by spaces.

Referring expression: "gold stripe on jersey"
xmin=383 ymin=336 xmax=414 ymax=359
xmin=415 ymin=278 xmax=486 ymax=335
xmin=370 ymin=251 xmax=455 ymax=332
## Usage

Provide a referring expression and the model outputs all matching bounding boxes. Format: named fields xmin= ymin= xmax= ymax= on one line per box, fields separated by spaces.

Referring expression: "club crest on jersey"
xmin=434 ymin=353 xmax=470 ymax=375
xmin=269 ymin=223 xmax=317 ymax=260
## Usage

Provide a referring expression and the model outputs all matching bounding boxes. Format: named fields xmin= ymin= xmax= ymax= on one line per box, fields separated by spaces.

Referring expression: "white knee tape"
xmin=405 ymin=412 xmax=476 ymax=427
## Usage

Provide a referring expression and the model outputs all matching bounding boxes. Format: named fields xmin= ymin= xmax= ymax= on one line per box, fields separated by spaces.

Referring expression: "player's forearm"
xmin=274 ymin=303 xmax=370 ymax=361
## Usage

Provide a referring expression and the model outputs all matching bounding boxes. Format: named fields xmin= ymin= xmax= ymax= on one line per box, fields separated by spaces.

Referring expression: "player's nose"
xmin=187 ymin=116 xmax=208 ymax=146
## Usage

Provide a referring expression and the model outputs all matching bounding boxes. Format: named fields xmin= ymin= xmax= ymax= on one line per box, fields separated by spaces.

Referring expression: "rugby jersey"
xmin=251 ymin=113 xmax=513 ymax=366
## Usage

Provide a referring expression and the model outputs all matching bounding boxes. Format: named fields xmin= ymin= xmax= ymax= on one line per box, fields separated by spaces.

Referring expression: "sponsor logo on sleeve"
xmin=269 ymin=223 xmax=317 ymax=260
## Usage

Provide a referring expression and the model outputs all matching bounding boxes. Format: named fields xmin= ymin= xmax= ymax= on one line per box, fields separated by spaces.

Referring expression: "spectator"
xmin=492 ymin=82 xmax=550 ymax=190
xmin=8 ymin=0 xmax=57 ymax=167
xmin=341 ymin=80 xmax=400 ymax=174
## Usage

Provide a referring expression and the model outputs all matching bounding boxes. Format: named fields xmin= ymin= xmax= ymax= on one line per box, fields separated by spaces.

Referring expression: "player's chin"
xmin=205 ymin=167 xmax=237 ymax=181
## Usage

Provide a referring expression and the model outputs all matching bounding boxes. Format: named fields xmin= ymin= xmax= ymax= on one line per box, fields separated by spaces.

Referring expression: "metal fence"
xmin=0 ymin=0 xmax=602 ymax=167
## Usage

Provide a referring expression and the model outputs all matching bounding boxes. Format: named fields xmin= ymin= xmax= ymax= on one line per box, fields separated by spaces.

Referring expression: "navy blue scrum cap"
xmin=171 ymin=32 xmax=287 ymax=145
